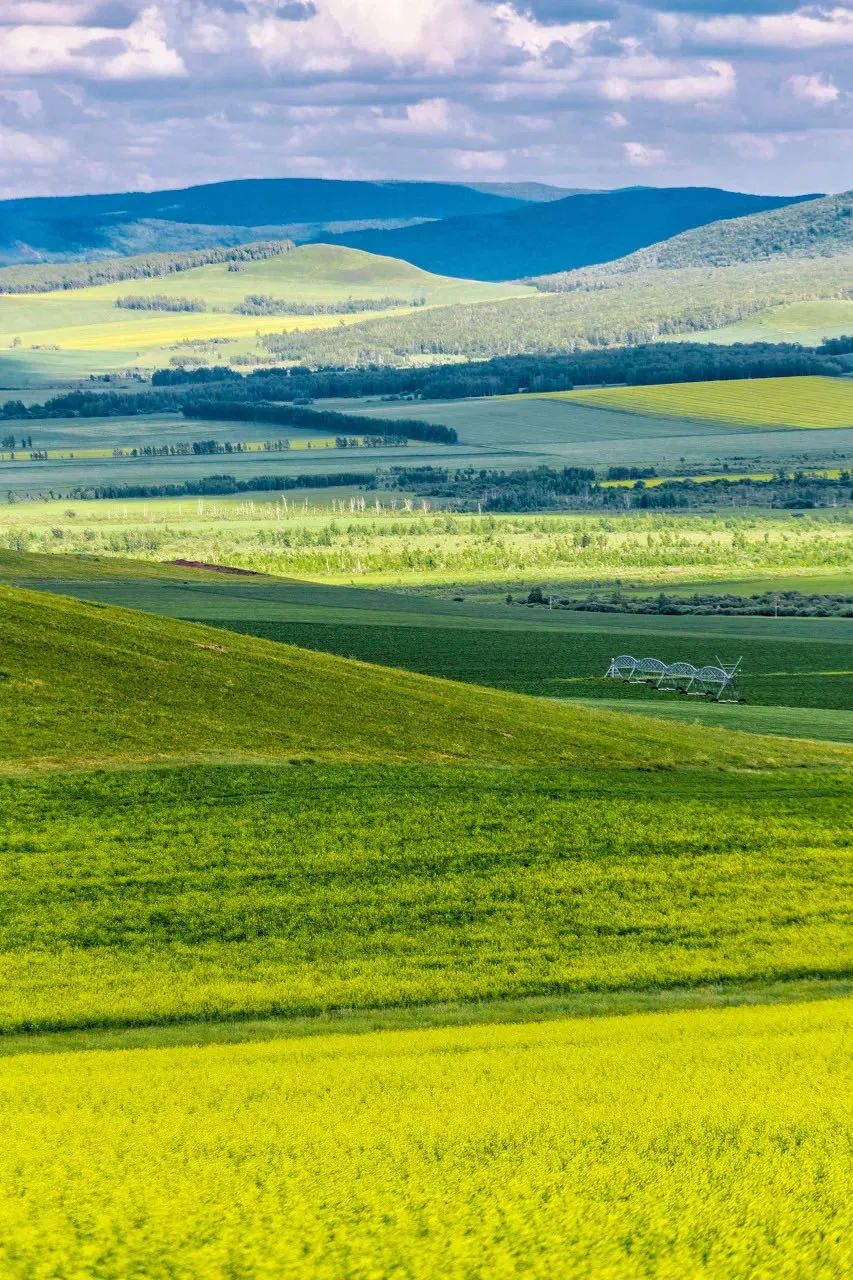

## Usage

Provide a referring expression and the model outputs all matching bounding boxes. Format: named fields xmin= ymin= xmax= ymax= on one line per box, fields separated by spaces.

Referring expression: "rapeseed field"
xmin=2 ymin=763 xmax=850 ymax=1033
xmin=0 ymin=1000 xmax=849 ymax=1278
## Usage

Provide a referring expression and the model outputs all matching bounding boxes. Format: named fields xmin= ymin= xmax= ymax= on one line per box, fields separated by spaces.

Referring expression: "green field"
xmin=682 ymin=298 xmax=853 ymax=346
xmin=561 ymin=376 xmax=853 ymax=429
xmin=0 ymin=244 xmax=533 ymax=379
xmin=1 ymin=1000 xmax=850 ymax=1277
xmin=1 ymin=585 xmax=850 ymax=1033
xmin=565 ymin=698 xmax=853 ymax=743
xmin=3 ymin=559 xmax=851 ymax=1276
xmin=3 ymin=547 xmax=851 ymax=740
xmin=4 ymin=502 xmax=848 ymax=589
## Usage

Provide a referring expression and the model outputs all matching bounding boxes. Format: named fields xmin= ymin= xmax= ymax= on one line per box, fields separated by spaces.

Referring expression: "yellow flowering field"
xmin=0 ymin=999 xmax=849 ymax=1279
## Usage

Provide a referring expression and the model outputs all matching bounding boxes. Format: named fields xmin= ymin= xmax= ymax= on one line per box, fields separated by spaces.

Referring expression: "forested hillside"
xmin=0 ymin=241 xmax=296 ymax=294
xmin=0 ymin=178 xmax=539 ymax=267
xmin=533 ymin=191 xmax=853 ymax=286
xmin=264 ymin=254 xmax=852 ymax=362
xmin=323 ymin=187 xmax=812 ymax=281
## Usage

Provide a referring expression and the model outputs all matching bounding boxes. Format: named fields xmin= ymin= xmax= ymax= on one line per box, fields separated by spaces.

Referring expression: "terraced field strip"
xmin=551 ymin=376 xmax=853 ymax=429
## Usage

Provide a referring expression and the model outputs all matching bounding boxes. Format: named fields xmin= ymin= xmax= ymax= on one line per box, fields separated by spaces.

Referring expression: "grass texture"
xmin=1 ymin=762 xmax=850 ymax=1033
xmin=0 ymin=1000 xmax=850 ymax=1277
xmin=560 ymin=375 xmax=853 ymax=428
xmin=5 ymin=583 xmax=845 ymax=771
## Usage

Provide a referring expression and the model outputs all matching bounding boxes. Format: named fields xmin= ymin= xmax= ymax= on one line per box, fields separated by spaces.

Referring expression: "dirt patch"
xmin=171 ymin=560 xmax=264 ymax=577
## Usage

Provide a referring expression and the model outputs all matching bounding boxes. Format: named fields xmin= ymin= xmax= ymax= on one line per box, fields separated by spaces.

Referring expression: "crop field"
xmin=560 ymin=376 xmax=853 ymax=429
xmin=2 ymin=756 xmax=851 ymax=1032
xmin=1 ymin=1000 xmax=850 ymax=1278
xmin=324 ymin=393 xmax=853 ymax=470
xmin=217 ymin=618 xmax=853 ymax=715
xmin=2 ymin=568 xmax=851 ymax=1276
xmin=564 ymin=698 xmax=853 ymax=743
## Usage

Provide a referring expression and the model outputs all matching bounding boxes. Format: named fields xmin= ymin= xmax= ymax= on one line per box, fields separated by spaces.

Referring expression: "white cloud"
xmin=0 ymin=123 xmax=68 ymax=163
xmin=727 ymin=131 xmax=778 ymax=160
xmin=604 ymin=57 xmax=735 ymax=104
xmin=624 ymin=139 xmax=666 ymax=165
xmin=452 ymin=146 xmax=506 ymax=172
xmin=0 ymin=6 xmax=185 ymax=79
xmin=789 ymin=71 xmax=840 ymax=105
xmin=249 ymin=0 xmax=498 ymax=74
xmin=603 ymin=110 xmax=627 ymax=127
xmin=691 ymin=8 xmax=853 ymax=51
xmin=0 ymin=87 xmax=42 ymax=117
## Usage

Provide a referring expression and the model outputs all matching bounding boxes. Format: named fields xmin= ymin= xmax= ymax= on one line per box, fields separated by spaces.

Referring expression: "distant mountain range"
xmin=0 ymin=178 xmax=818 ymax=280
xmin=325 ymin=188 xmax=819 ymax=281
xmin=0 ymin=178 xmax=567 ymax=268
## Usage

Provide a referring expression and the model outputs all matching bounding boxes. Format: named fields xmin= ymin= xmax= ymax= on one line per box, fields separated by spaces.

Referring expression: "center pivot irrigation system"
xmin=605 ymin=654 xmax=745 ymax=703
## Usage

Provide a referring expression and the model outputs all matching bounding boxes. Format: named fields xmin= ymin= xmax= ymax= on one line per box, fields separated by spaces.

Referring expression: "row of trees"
xmin=1 ymin=340 xmax=842 ymax=426
xmin=115 ymin=294 xmax=207 ymax=312
xmin=65 ymin=471 xmax=378 ymax=501
xmin=234 ymin=294 xmax=425 ymax=316
xmin=182 ymin=399 xmax=459 ymax=444
xmin=0 ymin=240 xmax=296 ymax=294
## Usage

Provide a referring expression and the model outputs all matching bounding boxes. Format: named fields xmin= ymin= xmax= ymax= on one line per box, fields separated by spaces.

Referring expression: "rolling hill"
xmin=271 ymin=252 xmax=853 ymax=362
xmin=0 ymin=576 xmax=849 ymax=1039
xmin=323 ymin=187 xmax=816 ymax=281
xmin=0 ymin=244 xmax=534 ymax=377
xmin=533 ymin=190 xmax=853 ymax=286
xmin=0 ymin=178 xmax=554 ymax=267
xmin=3 ymin=582 xmax=834 ymax=772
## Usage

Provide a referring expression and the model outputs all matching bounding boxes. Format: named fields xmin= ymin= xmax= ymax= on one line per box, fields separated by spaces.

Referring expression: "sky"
xmin=0 ymin=1 xmax=850 ymax=199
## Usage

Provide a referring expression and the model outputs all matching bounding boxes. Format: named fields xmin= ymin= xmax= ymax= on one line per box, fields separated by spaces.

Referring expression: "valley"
xmin=1 ymin=172 xmax=850 ymax=1280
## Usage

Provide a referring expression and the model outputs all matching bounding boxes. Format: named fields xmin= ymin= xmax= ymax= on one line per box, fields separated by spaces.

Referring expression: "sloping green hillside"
xmin=0 ymin=244 xmax=533 ymax=377
xmin=272 ymin=254 xmax=852 ymax=361
xmin=534 ymin=190 xmax=853 ymax=283
xmin=4 ymin=583 xmax=841 ymax=771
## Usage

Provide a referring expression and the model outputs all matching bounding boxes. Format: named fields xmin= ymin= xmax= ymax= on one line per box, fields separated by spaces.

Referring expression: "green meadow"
xmin=0 ymin=244 xmax=533 ymax=379
xmin=1 ymin=583 xmax=850 ymax=1035
xmin=561 ymin=375 xmax=853 ymax=429
xmin=1 ymin=556 xmax=850 ymax=1277
xmin=681 ymin=298 xmax=853 ymax=347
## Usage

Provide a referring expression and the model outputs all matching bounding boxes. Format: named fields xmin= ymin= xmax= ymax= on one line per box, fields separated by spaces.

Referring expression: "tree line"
xmin=182 ymin=400 xmax=459 ymax=444
xmin=2 ymin=341 xmax=842 ymax=426
xmin=0 ymin=240 xmax=296 ymax=294
xmin=65 ymin=471 xmax=379 ymax=501
xmin=116 ymin=295 xmax=206 ymax=312
xmin=234 ymin=294 xmax=425 ymax=316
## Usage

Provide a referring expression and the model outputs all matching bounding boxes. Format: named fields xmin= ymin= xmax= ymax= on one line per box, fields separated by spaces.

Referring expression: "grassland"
xmin=0 ymin=244 xmax=534 ymax=378
xmin=2 ymin=560 xmax=850 ymax=1275
xmin=2 ymin=584 xmax=849 ymax=1034
xmin=1 ymin=1000 xmax=850 ymax=1277
xmin=560 ymin=375 xmax=853 ymax=428
xmin=564 ymin=698 xmax=853 ymax=744
xmin=678 ymin=298 xmax=853 ymax=347
xmin=3 ymin=503 xmax=847 ymax=589
xmin=11 ymin=582 xmax=824 ymax=773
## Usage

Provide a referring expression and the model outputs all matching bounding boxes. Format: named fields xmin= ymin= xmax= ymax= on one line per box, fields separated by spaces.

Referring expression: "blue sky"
xmin=0 ymin=1 xmax=849 ymax=198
